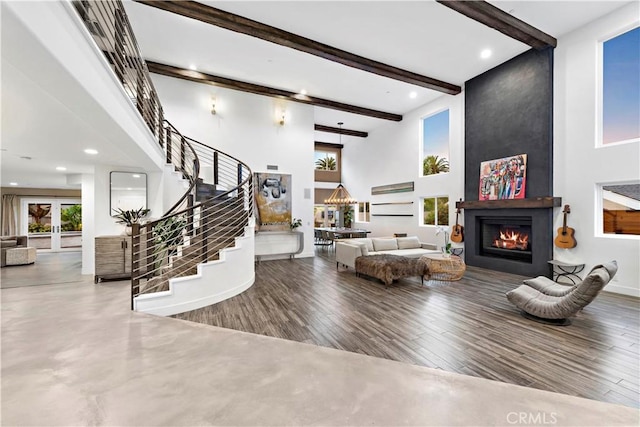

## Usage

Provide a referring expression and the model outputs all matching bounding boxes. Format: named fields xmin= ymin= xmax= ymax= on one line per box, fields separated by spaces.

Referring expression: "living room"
xmin=1 ymin=1 xmax=639 ymax=424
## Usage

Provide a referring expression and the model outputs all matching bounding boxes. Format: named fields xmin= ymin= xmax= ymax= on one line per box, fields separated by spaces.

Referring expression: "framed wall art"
xmin=254 ymin=172 xmax=292 ymax=231
xmin=479 ymin=154 xmax=527 ymax=200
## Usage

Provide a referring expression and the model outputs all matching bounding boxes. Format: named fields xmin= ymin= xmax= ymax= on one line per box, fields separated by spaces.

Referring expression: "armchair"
xmin=506 ymin=261 xmax=618 ymax=325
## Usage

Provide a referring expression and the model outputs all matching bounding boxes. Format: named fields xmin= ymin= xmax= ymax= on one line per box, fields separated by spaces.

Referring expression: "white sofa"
xmin=335 ymin=236 xmax=438 ymax=270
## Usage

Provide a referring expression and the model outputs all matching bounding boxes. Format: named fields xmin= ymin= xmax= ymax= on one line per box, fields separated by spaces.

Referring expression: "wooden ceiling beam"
xmin=314 ymin=124 xmax=368 ymax=138
xmin=135 ymin=0 xmax=461 ymax=95
xmin=147 ymin=61 xmax=402 ymax=122
xmin=436 ymin=1 xmax=557 ymax=50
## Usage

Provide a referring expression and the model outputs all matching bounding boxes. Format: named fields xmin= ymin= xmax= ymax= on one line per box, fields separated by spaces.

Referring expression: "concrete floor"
xmin=1 ymin=254 xmax=638 ymax=426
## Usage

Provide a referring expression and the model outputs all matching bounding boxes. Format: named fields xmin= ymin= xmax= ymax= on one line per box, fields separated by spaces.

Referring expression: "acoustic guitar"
xmin=554 ymin=204 xmax=577 ymax=248
xmin=451 ymin=205 xmax=464 ymax=243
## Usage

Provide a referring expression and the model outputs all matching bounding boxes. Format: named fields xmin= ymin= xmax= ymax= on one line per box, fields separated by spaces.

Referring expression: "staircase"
xmin=71 ymin=0 xmax=255 ymax=314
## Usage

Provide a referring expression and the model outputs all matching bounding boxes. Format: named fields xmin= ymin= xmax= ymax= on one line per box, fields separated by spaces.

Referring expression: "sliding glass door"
xmin=21 ymin=198 xmax=82 ymax=252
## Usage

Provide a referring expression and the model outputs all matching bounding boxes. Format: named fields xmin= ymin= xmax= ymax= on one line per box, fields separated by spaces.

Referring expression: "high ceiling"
xmin=124 ymin=0 xmax=630 ymax=133
xmin=0 ymin=1 xmax=631 ymax=189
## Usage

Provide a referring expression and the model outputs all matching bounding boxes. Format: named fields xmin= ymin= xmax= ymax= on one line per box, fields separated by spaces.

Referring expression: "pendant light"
xmin=324 ymin=122 xmax=357 ymax=205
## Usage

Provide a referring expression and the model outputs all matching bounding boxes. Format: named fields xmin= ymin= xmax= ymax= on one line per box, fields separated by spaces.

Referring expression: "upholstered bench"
xmin=4 ymin=246 xmax=37 ymax=266
xmin=355 ymin=254 xmax=427 ymax=287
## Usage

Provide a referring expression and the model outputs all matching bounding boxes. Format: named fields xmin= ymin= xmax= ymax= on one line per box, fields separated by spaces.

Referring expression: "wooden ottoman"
xmin=355 ymin=254 xmax=426 ymax=287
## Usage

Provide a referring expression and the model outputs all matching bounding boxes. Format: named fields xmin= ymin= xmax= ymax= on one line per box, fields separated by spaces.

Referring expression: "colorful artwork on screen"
xmin=479 ymin=154 xmax=527 ymax=201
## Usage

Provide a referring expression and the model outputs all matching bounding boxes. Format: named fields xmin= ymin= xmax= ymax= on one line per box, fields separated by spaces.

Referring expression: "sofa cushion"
xmin=1 ymin=240 xmax=17 ymax=248
xmin=391 ymin=248 xmax=438 ymax=258
xmin=350 ymin=238 xmax=374 ymax=252
xmin=354 ymin=242 xmax=369 ymax=256
xmin=372 ymin=238 xmax=398 ymax=251
xmin=397 ymin=236 xmax=421 ymax=249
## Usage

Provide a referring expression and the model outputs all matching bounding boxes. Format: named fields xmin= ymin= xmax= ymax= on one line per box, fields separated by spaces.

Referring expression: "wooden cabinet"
xmin=95 ymin=235 xmax=132 ymax=283
xmin=254 ymin=231 xmax=304 ymax=262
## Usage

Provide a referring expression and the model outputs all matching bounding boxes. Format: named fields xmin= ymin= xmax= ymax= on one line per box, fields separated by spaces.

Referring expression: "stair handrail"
xmin=130 ymin=129 xmax=253 ymax=308
xmin=70 ymin=0 xmax=254 ymax=309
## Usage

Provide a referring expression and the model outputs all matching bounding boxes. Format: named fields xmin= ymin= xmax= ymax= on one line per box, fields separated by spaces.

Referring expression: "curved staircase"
xmin=71 ymin=0 xmax=255 ymax=315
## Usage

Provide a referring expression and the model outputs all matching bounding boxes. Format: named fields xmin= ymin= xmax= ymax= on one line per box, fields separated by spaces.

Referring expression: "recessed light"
xmin=409 ymin=91 xmax=417 ymax=99
xmin=84 ymin=149 xmax=98 ymax=155
xmin=480 ymin=49 xmax=492 ymax=59
xmin=132 ymin=174 xmax=141 ymax=178
xmin=127 ymin=187 xmax=132 ymax=191
xmin=189 ymin=64 xmax=197 ymax=70
xmin=300 ymin=89 xmax=307 ymax=95
xmin=56 ymin=166 xmax=67 ymax=171
xmin=9 ymin=182 xmax=18 ymax=186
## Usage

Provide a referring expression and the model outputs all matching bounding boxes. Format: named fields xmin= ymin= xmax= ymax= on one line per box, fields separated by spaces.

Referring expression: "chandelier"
xmin=324 ymin=122 xmax=357 ymax=205
xmin=324 ymin=184 xmax=357 ymax=205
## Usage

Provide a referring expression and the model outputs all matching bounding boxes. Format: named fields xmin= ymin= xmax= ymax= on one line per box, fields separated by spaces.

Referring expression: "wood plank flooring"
xmin=174 ymin=249 xmax=640 ymax=408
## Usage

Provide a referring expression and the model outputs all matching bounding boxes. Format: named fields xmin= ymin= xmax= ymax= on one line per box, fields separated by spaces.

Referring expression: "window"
xmin=422 ymin=109 xmax=450 ymax=176
xmin=358 ymin=202 xmax=370 ymax=222
xmin=314 ymin=143 xmax=341 ymax=183
xmin=314 ymin=151 xmax=337 ymax=171
xmin=602 ymin=27 xmax=640 ymax=145
xmin=600 ymin=182 xmax=640 ymax=236
xmin=422 ymin=196 xmax=449 ymax=226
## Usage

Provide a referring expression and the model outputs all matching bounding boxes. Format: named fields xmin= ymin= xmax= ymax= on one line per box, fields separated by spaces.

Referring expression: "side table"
xmin=548 ymin=260 xmax=585 ymax=284
xmin=420 ymin=254 xmax=466 ymax=281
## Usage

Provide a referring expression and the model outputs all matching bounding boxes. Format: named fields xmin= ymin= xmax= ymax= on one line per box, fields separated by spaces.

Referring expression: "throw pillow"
xmin=397 ymin=236 xmax=421 ymax=249
xmin=371 ymin=238 xmax=398 ymax=251
xmin=351 ymin=238 xmax=374 ymax=252
xmin=355 ymin=242 xmax=369 ymax=256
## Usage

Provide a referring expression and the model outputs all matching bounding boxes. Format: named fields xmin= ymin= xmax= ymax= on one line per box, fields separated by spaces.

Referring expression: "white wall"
xmin=151 ymin=75 xmax=316 ymax=258
xmin=554 ymin=2 xmax=640 ymax=296
xmin=343 ymin=94 xmax=465 ymax=250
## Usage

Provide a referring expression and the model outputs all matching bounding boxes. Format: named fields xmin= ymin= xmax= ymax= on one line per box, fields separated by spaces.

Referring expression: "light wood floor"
xmin=175 ymin=248 xmax=640 ymax=408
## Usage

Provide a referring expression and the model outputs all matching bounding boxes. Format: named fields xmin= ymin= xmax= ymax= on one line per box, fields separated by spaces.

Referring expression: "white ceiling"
xmin=124 ymin=0 xmax=630 ymax=132
xmin=1 ymin=0 xmax=631 ymax=189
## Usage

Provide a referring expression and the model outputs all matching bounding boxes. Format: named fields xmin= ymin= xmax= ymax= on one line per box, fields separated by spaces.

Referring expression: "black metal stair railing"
xmin=131 ymin=122 xmax=253 ymax=306
xmin=71 ymin=1 xmax=254 ymax=309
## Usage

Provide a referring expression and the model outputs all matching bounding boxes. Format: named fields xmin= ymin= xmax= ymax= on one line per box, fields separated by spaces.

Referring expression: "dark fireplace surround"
xmin=464 ymin=208 xmax=552 ymax=277
xmin=463 ymin=48 xmax=555 ymax=277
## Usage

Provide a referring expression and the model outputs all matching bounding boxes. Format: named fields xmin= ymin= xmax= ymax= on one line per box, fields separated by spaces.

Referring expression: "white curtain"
xmin=1 ymin=194 xmax=20 ymax=236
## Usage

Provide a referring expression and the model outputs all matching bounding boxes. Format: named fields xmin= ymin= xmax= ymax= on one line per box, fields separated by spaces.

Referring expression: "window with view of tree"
xmin=602 ymin=26 xmax=639 ymax=145
xmin=315 ymin=151 xmax=337 ymax=170
xmin=423 ymin=196 xmax=449 ymax=226
xmin=422 ymin=110 xmax=450 ymax=176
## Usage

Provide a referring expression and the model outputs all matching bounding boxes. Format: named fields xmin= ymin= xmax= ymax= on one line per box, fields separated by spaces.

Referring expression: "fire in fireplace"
xmin=479 ymin=216 xmax=533 ymax=263
xmin=492 ymin=228 xmax=530 ymax=251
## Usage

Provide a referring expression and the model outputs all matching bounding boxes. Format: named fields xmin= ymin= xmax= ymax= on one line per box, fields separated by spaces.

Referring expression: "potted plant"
xmin=340 ymin=206 xmax=354 ymax=228
xmin=112 ymin=207 xmax=150 ymax=235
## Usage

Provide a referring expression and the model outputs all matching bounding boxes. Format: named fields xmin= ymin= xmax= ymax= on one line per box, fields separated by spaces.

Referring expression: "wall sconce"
xmin=279 ymin=110 xmax=286 ymax=126
xmin=210 ymin=97 xmax=217 ymax=115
